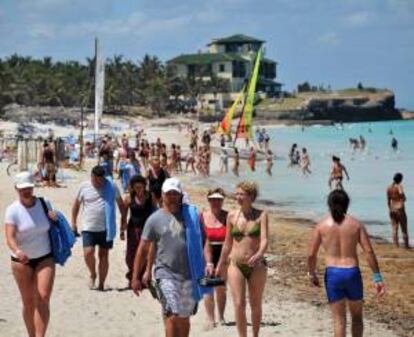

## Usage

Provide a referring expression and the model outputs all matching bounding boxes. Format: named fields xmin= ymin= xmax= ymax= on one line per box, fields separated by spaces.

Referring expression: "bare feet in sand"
xmin=89 ymin=274 xmax=96 ymax=290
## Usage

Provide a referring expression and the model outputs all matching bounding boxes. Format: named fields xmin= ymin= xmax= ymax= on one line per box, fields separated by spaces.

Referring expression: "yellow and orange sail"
xmin=218 ymin=85 xmax=245 ymax=135
xmin=236 ymin=47 xmax=263 ymax=140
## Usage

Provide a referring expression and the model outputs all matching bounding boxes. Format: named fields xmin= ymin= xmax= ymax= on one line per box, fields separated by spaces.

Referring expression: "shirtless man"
xmin=308 ymin=189 xmax=385 ymax=337
xmin=387 ymin=173 xmax=409 ymax=248
xmin=329 ymin=156 xmax=349 ymax=190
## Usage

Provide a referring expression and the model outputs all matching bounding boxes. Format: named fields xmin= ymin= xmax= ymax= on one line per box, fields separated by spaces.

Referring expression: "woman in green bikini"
xmin=216 ymin=181 xmax=269 ymax=337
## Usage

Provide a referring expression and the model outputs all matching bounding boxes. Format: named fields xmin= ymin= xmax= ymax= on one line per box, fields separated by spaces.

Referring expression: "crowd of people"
xmin=2 ymin=124 xmax=411 ymax=337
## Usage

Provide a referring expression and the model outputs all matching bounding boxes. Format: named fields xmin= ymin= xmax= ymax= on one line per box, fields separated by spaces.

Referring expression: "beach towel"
xmin=181 ymin=204 xmax=213 ymax=302
xmin=100 ymin=160 xmax=113 ymax=177
xmin=39 ymin=198 xmax=76 ymax=266
xmin=102 ymin=176 xmax=117 ymax=242
xmin=119 ymin=161 xmax=132 ymax=193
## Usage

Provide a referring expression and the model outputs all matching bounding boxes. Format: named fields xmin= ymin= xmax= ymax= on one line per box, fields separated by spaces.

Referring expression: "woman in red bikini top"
xmin=201 ymin=188 xmax=228 ymax=327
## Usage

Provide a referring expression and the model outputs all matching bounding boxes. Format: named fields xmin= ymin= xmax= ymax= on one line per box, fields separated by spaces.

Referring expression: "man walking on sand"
xmin=71 ymin=165 xmax=126 ymax=290
xmin=387 ymin=172 xmax=410 ymax=248
xmin=132 ymin=177 xmax=210 ymax=337
xmin=308 ymin=189 xmax=385 ymax=337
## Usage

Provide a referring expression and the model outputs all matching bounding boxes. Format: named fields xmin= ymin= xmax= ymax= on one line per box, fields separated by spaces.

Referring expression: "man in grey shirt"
xmin=72 ymin=165 xmax=126 ymax=290
xmin=132 ymin=177 xmax=201 ymax=337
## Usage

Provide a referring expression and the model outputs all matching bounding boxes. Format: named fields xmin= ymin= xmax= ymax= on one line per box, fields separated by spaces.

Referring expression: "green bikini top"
xmin=231 ymin=210 xmax=261 ymax=241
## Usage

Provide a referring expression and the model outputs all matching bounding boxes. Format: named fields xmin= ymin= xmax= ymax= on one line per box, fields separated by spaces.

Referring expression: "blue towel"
xmin=102 ymin=176 xmax=117 ymax=242
xmin=100 ymin=160 xmax=113 ymax=177
xmin=182 ymin=204 xmax=213 ymax=302
xmin=119 ymin=162 xmax=132 ymax=193
xmin=41 ymin=199 xmax=76 ymax=266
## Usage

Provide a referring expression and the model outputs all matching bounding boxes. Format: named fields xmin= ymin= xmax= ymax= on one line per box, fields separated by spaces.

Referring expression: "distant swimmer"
xmin=387 ymin=173 xmax=410 ymax=248
xmin=308 ymin=189 xmax=386 ymax=337
xmin=391 ymin=137 xmax=398 ymax=152
xmin=301 ymin=148 xmax=312 ymax=175
xmin=265 ymin=149 xmax=273 ymax=176
xmin=288 ymin=143 xmax=297 ymax=167
xmin=329 ymin=156 xmax=350 ymax=190
xmin=359 ymin=135 xmax=366 ymax=151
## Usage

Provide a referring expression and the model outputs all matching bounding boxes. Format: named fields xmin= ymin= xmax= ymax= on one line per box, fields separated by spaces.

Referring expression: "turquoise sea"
xmin=205 ymin=120 xmax=414 ymax=241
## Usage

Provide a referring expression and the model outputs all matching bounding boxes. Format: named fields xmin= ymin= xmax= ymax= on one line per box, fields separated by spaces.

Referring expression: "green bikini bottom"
xmin=232 ymin=258 xmax=267 ymax=280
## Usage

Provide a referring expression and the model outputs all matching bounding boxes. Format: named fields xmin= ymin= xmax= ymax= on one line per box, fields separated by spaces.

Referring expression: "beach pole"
xmin=94 ymin=37 xmax=105 ymax=147
xmin=79 ymin=105 xmax=84 ymax=169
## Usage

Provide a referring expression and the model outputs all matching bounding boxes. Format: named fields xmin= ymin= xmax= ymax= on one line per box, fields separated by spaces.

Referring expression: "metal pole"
xmin=79 ymin=105 xmax=84 ymax=168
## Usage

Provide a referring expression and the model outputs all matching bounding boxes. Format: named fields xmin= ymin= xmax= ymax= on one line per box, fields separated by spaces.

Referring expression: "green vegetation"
xmin=0 ymin=54 xmax=229 ymax=116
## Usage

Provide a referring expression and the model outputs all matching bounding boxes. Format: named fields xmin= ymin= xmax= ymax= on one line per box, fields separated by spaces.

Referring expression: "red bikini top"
xmin=201 ymin=211 xmax=226 ymax=242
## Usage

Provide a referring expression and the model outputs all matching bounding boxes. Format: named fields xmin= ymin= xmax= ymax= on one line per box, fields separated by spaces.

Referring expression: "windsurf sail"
xmin=235 ymin=47 xmax=262 ymax=141
xmin=218 ymin=85 xmax=245 ymax=135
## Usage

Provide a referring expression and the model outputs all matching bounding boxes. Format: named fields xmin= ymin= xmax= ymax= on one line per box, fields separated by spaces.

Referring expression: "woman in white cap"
xmin=4 ymin=171 xmax=57 ymax=337
xmin=202 ymin=188 xmax=228 ymax=329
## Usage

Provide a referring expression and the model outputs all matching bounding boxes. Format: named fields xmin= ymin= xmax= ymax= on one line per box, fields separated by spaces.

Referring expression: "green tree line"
xmin=0 ymin=54 xmax=229 ymax=115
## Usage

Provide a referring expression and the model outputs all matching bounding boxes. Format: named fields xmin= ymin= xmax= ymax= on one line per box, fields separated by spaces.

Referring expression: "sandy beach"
xmin=0 ymin=121 xmax=412 ymax=337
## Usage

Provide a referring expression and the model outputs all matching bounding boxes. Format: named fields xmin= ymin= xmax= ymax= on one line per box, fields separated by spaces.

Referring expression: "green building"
xmin=168 ymin=34 xmax=282 ymax=111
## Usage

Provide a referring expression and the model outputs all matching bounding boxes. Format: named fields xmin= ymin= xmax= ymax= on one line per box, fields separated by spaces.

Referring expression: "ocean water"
xmin=205 ymin=120 xmax=414 ymax=241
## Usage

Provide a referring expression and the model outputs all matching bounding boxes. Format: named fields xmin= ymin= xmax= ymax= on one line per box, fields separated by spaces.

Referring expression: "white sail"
xmin=94 ymin=37 xmax=105 ymax=141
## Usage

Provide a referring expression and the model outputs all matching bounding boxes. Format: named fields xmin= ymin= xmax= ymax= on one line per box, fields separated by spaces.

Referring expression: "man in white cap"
xmin=132 ymin=177 xmax=206 ymax=337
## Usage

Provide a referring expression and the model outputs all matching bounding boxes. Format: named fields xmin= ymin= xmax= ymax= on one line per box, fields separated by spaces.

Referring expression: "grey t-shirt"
xmin=76 ymin=181 xmax=120 ymax=232
xmin=142 ymin=209 xmax=191 ymax=281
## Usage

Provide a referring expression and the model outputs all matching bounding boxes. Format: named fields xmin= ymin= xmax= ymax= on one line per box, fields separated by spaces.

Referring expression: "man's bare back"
xmin=316 ymin=215 xmax=363 ymax=268
xmin=387 ymin=183 xmax=405 ymax=211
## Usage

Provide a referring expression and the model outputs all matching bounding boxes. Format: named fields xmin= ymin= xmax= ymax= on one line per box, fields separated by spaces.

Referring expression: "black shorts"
xmin=11 ymin=252 xmax=54 ymax=270
xmin=82 ymin=231 xmax=113 ymax=249
xmin=210 ymin=244 xmax=223 ymax=267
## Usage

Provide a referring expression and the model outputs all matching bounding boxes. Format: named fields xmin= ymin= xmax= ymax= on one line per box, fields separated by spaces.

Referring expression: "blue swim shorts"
xmin=82 ymin=231 xmax=113 ymax=249
xmin=324 ymin=266 xmax=363 ymax=303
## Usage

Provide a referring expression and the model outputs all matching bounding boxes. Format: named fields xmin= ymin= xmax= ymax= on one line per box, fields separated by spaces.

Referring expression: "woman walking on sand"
xmin=216 ymin=181 xmax=269 ymax=337
xmin=202 ymin=188 xmax=228 ymax=329
xmin=4 ymin=172 xmax=58 ymax=337
xmin=122 ymin=175 xmax=155 ymax=286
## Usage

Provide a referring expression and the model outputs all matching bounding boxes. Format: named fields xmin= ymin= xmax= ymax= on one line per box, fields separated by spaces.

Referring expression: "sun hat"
xmin=207 ymin=192 xmax=225 ymax=199
xmin=14 ymin=171 xmax=35 ymax=189
xmin=162 ymin=177 xmax=183 ymax=194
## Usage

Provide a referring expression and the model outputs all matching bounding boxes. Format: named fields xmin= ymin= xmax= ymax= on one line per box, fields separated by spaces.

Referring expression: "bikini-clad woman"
xmin=202 ymin=188 xmax=228 ymax=329
xmin=216 ymin=181 xmax=269 ymax=337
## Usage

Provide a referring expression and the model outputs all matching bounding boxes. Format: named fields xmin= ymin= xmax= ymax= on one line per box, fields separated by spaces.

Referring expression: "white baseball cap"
xmin=14 ymin=171 xmax=35 ymax=189
xmin=162 ymin=177 xmax=183 ymax=194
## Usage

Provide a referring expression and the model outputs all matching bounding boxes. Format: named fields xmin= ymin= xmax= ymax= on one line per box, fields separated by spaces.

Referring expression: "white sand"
xmin=0 ymin=128 xmax=399 ymax=336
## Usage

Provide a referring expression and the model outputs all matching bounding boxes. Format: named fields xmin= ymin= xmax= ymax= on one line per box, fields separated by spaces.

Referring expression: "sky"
xmin=0 ymin=0 xmax=413 ymax=108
